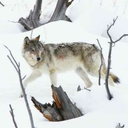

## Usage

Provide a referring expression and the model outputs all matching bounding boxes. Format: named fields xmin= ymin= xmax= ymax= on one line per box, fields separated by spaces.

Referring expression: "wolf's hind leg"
xmin=75 ymin=67 xmax=92 ymax=88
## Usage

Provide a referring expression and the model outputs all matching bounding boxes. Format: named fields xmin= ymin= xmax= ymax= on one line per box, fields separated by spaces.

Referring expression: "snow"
xmin=0 ymin=0 xmax=128 ymax=128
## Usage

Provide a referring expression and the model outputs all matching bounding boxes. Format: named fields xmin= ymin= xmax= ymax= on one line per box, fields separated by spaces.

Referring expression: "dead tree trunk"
xmin=31 ymin=85 xmax=83 ymax=121
xmin=49 ymin=0 xmax=71 ymax=22
xmin=18 ymin=0 xmax=72 ymax=31
xmin=19 ymin=0 xmax=42 ymax=30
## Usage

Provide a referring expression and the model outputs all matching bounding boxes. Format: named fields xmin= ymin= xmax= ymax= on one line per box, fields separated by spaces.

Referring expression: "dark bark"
xmin=31 ymin=85 xmax=83 ymax=121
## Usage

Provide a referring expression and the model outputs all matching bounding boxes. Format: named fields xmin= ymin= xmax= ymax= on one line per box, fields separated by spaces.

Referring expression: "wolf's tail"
xmin=109 ymin=72 xmax=120 ymax=84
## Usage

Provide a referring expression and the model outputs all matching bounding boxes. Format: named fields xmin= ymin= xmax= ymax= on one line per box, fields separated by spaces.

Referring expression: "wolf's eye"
xmin=31 ymin=49 xmax=35 ymax=52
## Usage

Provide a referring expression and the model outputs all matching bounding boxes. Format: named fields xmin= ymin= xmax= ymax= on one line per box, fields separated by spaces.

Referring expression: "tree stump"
xmin=31 ymin=85 xmax=83 ymax=121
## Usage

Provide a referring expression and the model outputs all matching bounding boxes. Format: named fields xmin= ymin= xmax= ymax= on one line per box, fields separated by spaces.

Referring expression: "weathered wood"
xmin=31 ymin=97 xmax=63 ymax=121
xmin=18 ymin=0 xmax=42 ymax=30
xmin=49 ymin=0 xmax=71 ymax=22
xmin=52 ymin=85 xmax=83 ymax=120
xmin=18 ymin=0 xmax=72 ymax=30
xmin=31 ymin=85 xmax=83 ymax=121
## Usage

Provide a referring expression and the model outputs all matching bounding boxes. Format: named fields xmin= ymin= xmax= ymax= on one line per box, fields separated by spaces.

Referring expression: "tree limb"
xmin=116 ymin=123 xmax=125 ymax=128
xmin=9 ymin=104 xmax=18 ymax=128
xmin=97 ymin=39 xmax=103 ymax=85
xmin=0 ymin=2 xmax=4 ymax=7
xmin=4 ymin=46 xmax=35 ymax=128
xmin=107 ymin=17 xmax=118 ymax=43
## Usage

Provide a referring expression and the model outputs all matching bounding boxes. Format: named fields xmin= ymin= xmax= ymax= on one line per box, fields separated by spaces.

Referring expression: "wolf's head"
xmin=22 ymin=35 xmax=45 ymax=66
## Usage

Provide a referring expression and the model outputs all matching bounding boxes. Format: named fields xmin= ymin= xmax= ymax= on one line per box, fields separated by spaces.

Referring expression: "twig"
xmin=4 ymin=45 xmax=35 ymax=128
xmin=0 ymin=1 xmax=4 ymax=7
xmin=9 ymin=104 xmax=18 ymax=128
xmin=97 ymin=39 xmax=103 ymax=85
xmin=116 ymin=123 xmax=125 ymax=128
xmin=22 ymin=75 xmax=26 ymax=81
xmin=114 ymin=34 xmax=128 ymax=43
xmin=77 ymin=85 xmax=91 ymax=92
xmin=84 ymin=87 xmax=91 ymax=91
xmin=107 ymin=17 xmax=118 ymax=43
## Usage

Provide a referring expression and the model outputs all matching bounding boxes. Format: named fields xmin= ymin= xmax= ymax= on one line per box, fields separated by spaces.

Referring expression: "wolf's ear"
xmin=34 ymin=35 xmax=40 ymax=42
xmin=24 ymin=37 xmax=30 ymax=45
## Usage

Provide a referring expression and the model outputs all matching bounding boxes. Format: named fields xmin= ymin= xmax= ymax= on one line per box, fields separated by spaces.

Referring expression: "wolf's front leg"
xmin=49 ymin=69 xmax=57 ymax=86
xmin=20 ymin=70 xmax=42 ymax=97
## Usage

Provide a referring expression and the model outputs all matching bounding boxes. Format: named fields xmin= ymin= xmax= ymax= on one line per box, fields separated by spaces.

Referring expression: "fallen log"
xmin=31 ymin=85 xmax=83 ymax=121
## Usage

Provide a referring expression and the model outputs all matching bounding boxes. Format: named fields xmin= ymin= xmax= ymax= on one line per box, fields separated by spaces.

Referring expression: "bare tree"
xmin=19 ymin=0 xmax=73 ymax=30
xmin=105 ymin=16 xmax=128 ymax=100
xmin=4 ymin=46 xmax=35 ymax=128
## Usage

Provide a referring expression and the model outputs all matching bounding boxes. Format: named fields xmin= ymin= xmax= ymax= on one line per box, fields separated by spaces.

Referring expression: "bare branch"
xmin=4 ymin=45 xmax=19 ymax=69
xmin=84 ymin=87 xmax=91 ymax=91
xmin=116 ymin=123 xmax=125 ymax=128
xmin=97 ymin=39 xmax=103 ymax=85
xmin=114 ymin=34 xmax=128 ymax=43
xmin=0 ymin=2 xmax=4 ymax=7
xmin=107 ymin=16 xmax=128 ymax=43
xmin=107 ymin=17 xmax=118 ymax=42
xmin=7 ymin=55 xmax=18 ymax=73
xmin=22 ymin=75 xmax=26 ymax=81
xmin=5 ymin=46 xmax=35 ymax=128
xmin=9 ymin=104 xmax=18 ymax=128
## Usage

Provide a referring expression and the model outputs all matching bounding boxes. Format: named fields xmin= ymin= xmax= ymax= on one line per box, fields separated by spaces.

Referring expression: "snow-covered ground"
xmin=0 ymin=0 xmax=128 ymax=128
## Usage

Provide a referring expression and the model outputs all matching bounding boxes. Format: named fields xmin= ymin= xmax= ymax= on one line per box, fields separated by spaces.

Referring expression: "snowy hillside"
xmin=0 ymin=0 xmax=128 ymax=128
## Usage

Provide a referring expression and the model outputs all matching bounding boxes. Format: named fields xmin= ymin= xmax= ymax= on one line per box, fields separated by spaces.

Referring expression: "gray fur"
xmin=21 ymin=36 xmax=119 ymax=97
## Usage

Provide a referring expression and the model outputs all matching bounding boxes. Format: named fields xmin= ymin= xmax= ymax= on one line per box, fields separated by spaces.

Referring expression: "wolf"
xmin=21 ymin=35 xmax=120 ymax=96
